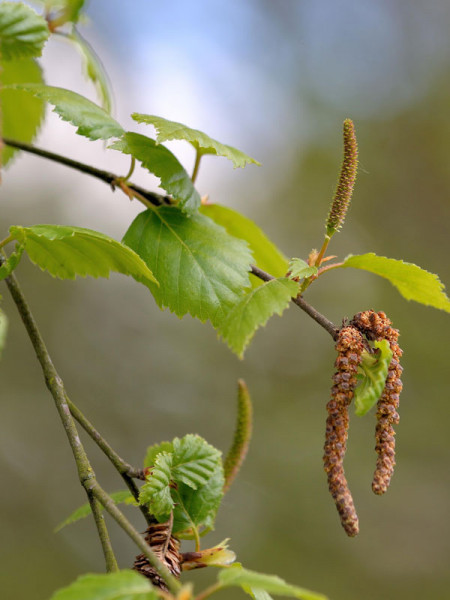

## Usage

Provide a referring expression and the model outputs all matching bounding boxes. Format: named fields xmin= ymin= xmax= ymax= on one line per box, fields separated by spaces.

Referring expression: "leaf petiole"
xmin=0 ymin=235 xmax=14 ymax=250
xmin=191 ymin=150 xmax=202 ymax=183
xmin=122 ymin=156 xmax=136 ymax=182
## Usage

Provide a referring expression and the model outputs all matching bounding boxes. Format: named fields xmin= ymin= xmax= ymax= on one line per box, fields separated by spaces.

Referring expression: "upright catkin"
xmin=323 ymin=325 xmax=364 ymax=536
xmin=133 ymin=521 xmax=181 ymax=591
xmin=351 ymin=310 xmax=403 ymax=494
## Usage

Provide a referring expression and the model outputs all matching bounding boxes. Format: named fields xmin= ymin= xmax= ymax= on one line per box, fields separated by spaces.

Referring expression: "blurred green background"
xmin=1 ymin=1 xmax=450 ymax=599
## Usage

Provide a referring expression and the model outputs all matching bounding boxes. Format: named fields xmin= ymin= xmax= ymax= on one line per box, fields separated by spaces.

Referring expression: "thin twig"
xmin=66 ymin=397 xmax=152 ymax=525
xmin=86 ymin=491 xmax=119 ymax=572
xmin=250 ymin=264 xmax=339 ymax=340
xmin=1 ymin=137 xmax=170 ymax=208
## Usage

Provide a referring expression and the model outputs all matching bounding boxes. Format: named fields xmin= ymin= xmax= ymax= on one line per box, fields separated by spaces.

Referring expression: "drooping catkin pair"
xmin=323 ymin=311 xmax=403 ymax=536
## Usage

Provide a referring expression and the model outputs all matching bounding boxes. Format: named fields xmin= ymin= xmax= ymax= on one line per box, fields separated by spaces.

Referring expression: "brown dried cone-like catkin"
xmin=323 ymin=325 xmax=364 ymax=537
xmin=351 ymin=310 xmax=403 ymax=495
xmin=133 ymin=521 xmax=181 ymax=591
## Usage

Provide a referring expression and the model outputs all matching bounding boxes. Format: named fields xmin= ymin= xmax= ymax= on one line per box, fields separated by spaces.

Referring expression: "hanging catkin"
xmin=351 ymin=310 xmax=403 ymax=495
xmin=323 ymin=325 xmax=364 ymax=536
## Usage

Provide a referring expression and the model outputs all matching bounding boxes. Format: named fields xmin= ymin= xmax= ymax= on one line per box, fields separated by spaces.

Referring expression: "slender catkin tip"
xmin=223 ymin=379 xmax=253 ymax=493
xmin=326 ymin=119 xmax=358 ymax=236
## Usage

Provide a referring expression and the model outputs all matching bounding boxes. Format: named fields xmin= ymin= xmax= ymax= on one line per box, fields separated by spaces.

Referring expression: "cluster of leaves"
xmin=1 ymin=4 xmax=449 ymax=367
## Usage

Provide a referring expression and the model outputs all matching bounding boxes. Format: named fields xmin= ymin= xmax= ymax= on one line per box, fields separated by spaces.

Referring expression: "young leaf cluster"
xmin=139 ymin=434 xmax=224 ymax=537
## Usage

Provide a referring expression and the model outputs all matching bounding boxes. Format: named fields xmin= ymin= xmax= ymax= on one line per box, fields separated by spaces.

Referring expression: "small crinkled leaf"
xmin=200 ymin=204 xmax=288 ymax=288
xmin=139 ymin=435 xmax=224 ymax=534
xmin=143 ymin=441 xmax=174 ymax=468
xmin=11 ymin=84 xmax=123 ymax=140
xmin=172 ymin=434 xmax=222 ymax=490
xmin=219 ymin=278 xmax=299 ymax=357
xmin=110 ymin=132 xmax=201 ymax=213
xmin=0 ymin=57 xmax=45 ymax=166
xmin=288 ymin=258 xmax=318 ymax=280
xmin=342 ymin=253 xmax=450 ymax=312
xmin=218 ymin=564 xmax=327 ymax=600
xmin=0 ymin=308 xmax=8 ymax=360
xmin=71 ymin=28 xmax=112 ymax=113
xmin=131 ymin=114 xmax=260 ymax=168
xmin=173 ymin=463 xmax=224 ymax=536
xmin=49 ymin=570 xmax=157 ymax=600
xmin=139 ymin=452 xmax=174 ymax=520
xmin=122 ymin=207 xmax=253 ymax=328
xmin=0 ymin=2 xmax=49 ymax=60
xmin=0 ymin=244 xmax=25 ymax=281
xmin=55 ymin=490 xmax=136 ymax=532
xmin=354 ymin=339 xmax=393 ymax=417
xmin=8 ymin=224 xmax=158 ymax=287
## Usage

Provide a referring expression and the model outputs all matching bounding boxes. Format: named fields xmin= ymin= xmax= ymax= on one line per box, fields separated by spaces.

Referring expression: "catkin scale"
xmin=323 ymin=326 xmax=364 ymax=537
xmin=133 ymin=521 xmax=181 ymax=591
xmin=351 ymin=311 xmax=403 ymax=495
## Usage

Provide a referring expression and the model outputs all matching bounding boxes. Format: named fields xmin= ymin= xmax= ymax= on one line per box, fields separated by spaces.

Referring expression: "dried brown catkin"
xmin=133 ymin=521 xmax=181 ymax=591
xmin=351 ymin=311 xmax=403 ymax=495
xmin=323 ymin=325 xmax=364 ymax=537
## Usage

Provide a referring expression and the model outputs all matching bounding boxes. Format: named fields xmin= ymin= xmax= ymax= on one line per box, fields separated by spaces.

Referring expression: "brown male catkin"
xmin=351 ymin=310 xmax=403 ymax=495
xmin=323 ymin=325 xmax=364 ymax=536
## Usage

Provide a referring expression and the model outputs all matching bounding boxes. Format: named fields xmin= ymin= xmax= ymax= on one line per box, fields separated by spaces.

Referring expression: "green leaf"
xmin=172 ymin=434 xmax=222 ymax=490
xmin=55 ymin=490 xmax=136 ymax=532
xmin=0 ymin=307 xmax=8 ymax=360
xmin=122 ymin=207 xmax=253 ymax=327
xmin=354 ymin=339 xmax=393 ymax=417
xmin=139 ymin=451 xmax=174 ymax=519
xmin=11 ymin=84 xmax=124 ymax=140
xmin=200 ymin=204 xmax=288 ymax=287
xmin=49 ymin=570 xmax=158 ymax=600
xmin=287 ymin=258 xmax=318 ymax=280
xmin=172 ymin=464 xmax=224 ymax=536
xmin=70 ymin=27 xmax=112 ymax=113
xmin=143 ymin=441 xmax=174 ymax=468
xmin=8 ymin=225 xmax=158 ymax=287
xmin=342 ymin=253 xmax=450 ymax=312
xmin=0 ymin=57 xmax=45 ymax=166
xmin=139 ymin=435 xmax=224 ymax=535
xmin=0 ymin=2 xmax=49 ymax=60
xmin=0 ymin=244 xmax=25 ymax=281
xmin=218 ymin=564 xmax=327 ymax=600
xmin=218 ymin=278 xmax=299 ymax=357
xmin=131 ymin=114 xmax=260 ymax=168
xmin=110 ymin=133 xmax=201 ymax=213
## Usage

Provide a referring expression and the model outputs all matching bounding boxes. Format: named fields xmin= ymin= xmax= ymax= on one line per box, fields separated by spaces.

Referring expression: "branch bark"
xmin=1 ymin=137 xmax=171 ymax=208
xmin=250 ymin=265 xmax=339 ymax=340
xmin=1 ymin=258 xmax=180 ymax=594
xmin=66 ymin=397 xmax=152 ymax=525
xmin=87 ymin=491 xmax=119 ymax=573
